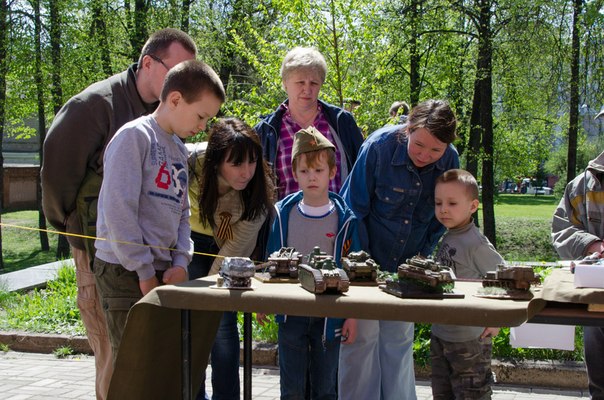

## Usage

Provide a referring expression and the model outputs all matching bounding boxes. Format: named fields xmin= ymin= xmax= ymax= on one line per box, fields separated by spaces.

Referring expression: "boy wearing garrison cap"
xmin=264 ymin=126 xmax=361 ymax=399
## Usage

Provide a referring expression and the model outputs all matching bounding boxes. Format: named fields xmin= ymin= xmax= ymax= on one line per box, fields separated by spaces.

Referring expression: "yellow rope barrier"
xmin=0 ymin=222 xmax=229 ymax=261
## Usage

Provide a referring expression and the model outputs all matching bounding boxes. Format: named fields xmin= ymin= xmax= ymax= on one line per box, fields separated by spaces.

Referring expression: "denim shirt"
xmin=340 ymin=124 xmax=459 ymax=272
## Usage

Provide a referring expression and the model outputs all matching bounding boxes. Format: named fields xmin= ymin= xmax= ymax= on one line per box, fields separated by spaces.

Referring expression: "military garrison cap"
xmin=291 ymin=126 xmax=335 ymax=163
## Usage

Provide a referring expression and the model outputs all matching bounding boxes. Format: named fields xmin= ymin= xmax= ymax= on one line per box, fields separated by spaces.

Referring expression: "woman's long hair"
xmin=198 ymin=118 xmax=274 ymax=228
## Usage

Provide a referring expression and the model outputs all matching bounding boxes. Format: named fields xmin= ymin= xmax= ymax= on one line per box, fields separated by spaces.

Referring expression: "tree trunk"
xmin=409 ymin=0 xmax=420 ymax=106
xmin=180 ymin=0 xmax=192 ymax=32
xmin=478 ymin=0 xmax=496 ymax=246
xmin=0 ymin=0 xmax=7 ymax=270
xmin=130 ymin=0 xmax=149 ymax=61
xmin=328 ymin=0 xmax=344 ymax=107
xmin=91 ymin=0 xmax=112 ymax=76
xmin=466 ymin=77 xmax=481 ymax=179
xmin=566 ymin=0 xmax=582 ymax=183
xmin=49 ymin=0 xmax=70 ymax=259
xmin=34 ymin=0 xmax=49 ymax=251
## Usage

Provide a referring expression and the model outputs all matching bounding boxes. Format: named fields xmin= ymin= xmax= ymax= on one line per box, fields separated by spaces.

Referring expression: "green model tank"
xmin=341 ymin=250 xmax=378 ymax=282
xmin=482 ymin=264 xmax=540 ymax=291
xmin=298 ymin=247 xmax=350 ymax=294
xmin=266 ymin=247 xmax=302 ymax=278
xmin=397 ymin=256 xmax=454 ymax=288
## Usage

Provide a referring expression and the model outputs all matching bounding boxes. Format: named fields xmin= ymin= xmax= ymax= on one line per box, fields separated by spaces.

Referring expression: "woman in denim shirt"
xmin=338 ymin=99 xmax=460 ymax=400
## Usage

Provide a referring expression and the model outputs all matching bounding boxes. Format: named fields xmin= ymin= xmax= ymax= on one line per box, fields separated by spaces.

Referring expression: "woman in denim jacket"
xmin=338 ymin=99 xmax=460 ymax=400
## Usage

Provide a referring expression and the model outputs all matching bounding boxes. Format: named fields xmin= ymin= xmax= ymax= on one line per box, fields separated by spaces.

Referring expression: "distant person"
xmin=93 ymin=60 xmax=225 ymax=362
xmin=187 ymin=118 xmax=274 ymax=400
xmin=432 ymin=169 xmax=503 ymax=399
xmin=254 ymin=46 xmax=363 ymax=199
xmin=40 ymin=28 xmax=197 ymax=400
xmin=387 ymin=100 xmax=410 ymax=125
xmin=259 ymin=126 xmax=361 ymax=400
xmin=552 ymin=145 xmax=604 ymax=400
xmin=339 ymin=99 xmax=459 ymax=400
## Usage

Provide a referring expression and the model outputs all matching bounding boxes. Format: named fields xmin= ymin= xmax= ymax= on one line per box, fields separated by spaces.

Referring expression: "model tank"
xmin=397 ymin=256 xmax=455 ymax=288
xmin=298 ymin=247 xmax=350 ymax=294
xmin=217 ymin=257 xmax=255 ymax=288
xmin=482 ymin=264 xmax=540 ymax=291
xmin=265 ymin=247 xmax=302 ymax=278
xmin=341 ymin=250 xmax=378 ymax=282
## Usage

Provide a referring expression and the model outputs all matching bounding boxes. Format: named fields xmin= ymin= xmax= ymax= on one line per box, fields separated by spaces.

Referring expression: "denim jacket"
xmin=340 ymin=124 xmax=460 ymax=272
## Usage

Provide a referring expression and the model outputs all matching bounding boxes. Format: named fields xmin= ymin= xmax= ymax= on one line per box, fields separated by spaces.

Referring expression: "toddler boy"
xmin=432 ymin=168 xmax=503 ymax=399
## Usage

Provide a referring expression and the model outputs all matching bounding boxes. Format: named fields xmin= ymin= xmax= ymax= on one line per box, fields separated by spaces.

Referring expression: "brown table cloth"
xmin=539 ymin=268 xmax=604 ymax=304
xmin=109 ymin=276 xmax=547 ymax=399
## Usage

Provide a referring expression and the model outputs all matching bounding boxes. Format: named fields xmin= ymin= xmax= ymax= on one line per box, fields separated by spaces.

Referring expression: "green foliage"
xmin=0 ymin=343 xmax=9 ymax=352
xmin=413 ymin=323 xmax=432 ymax=367
xmin=237 ymin=313 xmax=278 ymax=344
xmin=52 ymin=345 xmax=75 ymax=359
xmin=0 ymin=265 xmax=85 ymax=336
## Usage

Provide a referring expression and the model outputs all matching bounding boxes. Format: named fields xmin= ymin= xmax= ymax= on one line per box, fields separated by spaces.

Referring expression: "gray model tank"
xmin=217 ymin=257 xmax=256 ymax=288
xmin=482 ymin=264 xmax=540 ymax=291
xmin=341 ymin=250 xmax=378 ymax=282
xmin=266 ymin=247 xmax=302 ymax=278
xmin=397 ymin=256 xmax=454 ymax=288
xmin=298 ymin=247 xmax=350 ymax=294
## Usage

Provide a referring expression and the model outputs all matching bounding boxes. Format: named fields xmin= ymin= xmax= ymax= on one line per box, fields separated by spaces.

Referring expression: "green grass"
xmin=1 ymin=210 xmax=61 ymax=272
xmin=0 ymin=265 xmax=85 ymax=335
xmin=488 ymin=194 xmax=560 ymax=262
xmin=491 ymin=193 xmax=559 ymax=219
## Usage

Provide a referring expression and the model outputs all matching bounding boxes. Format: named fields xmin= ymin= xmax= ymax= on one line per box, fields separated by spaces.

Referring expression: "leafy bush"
xmin=0 ymin=265 xmax=85 ymax=335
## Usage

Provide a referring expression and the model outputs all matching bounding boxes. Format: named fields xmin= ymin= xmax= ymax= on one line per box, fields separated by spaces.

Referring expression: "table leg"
xmin=243 ymin=312 xmax=252 ymax=400
xmin=182 ymin=309 xmax=191 ymax=400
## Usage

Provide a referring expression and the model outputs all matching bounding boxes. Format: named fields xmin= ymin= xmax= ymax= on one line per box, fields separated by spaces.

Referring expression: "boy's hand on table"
xmin=163 ymin=265 xmax=188 ymax=284
xmin=139 ymin=275 xmax=160 ymax=296
xmin=480 ymin=327 xmax=500 ymax=338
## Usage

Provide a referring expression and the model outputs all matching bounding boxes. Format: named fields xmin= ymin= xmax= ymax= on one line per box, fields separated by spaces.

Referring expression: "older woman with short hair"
xmin=254 ymin=46 xmax=363 ymax=199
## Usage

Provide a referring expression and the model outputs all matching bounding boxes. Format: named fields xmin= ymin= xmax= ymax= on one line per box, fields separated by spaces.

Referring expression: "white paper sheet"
xmin=510 ymin=323 xmax=575 ymax=351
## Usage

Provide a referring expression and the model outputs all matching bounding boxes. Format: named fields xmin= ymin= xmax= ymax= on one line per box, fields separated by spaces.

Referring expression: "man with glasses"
xmin=41 ymin=28 xmax=197 ymax=400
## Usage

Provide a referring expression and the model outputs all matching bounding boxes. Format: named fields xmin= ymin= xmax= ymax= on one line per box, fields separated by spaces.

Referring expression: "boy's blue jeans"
xmin=278 ymin=316 xmax=340 ymax=400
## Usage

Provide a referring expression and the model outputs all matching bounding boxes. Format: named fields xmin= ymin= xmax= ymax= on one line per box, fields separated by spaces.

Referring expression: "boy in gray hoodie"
xmin=93 ymin=59 xmax=225 ymax=361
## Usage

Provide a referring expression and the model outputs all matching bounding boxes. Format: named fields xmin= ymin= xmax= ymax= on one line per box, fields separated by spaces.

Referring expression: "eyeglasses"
xmin=147 ymin=54 xmax=169 ymax=70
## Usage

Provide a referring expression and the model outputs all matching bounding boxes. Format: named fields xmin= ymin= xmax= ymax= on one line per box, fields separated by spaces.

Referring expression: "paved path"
xmin=0 ymin=351 xmax=588 ymax=399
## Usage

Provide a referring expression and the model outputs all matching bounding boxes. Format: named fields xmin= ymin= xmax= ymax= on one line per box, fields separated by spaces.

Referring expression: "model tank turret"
xmin=397 ymin=256 xmax=455 ymax=288
xmin=341 ymin=250 xmax=378 ymax=282
xmin=298 ymin=247 xmax=350 ymax=294
xmin=265 ymin=247 xmax=302 ymax=278
xmin=381 ymin=256 xmax=460 ymax=298
xmin=482 ymin=264 xmax=540 ymax=291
